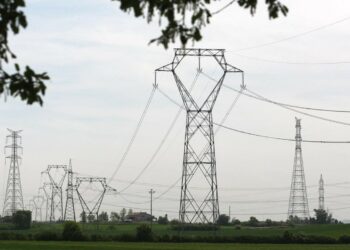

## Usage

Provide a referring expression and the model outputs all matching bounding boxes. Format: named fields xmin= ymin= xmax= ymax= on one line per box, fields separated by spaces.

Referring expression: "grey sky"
xmin=1 ymin=0 xmax=350 ymax=221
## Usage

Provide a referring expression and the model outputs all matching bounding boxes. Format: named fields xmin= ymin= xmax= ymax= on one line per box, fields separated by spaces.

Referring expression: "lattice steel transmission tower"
xmin=42 ymin=165 xmax=67 ymax=221
xmin=2 ymin=129 xmax=24 ymax=216
xmin=155 ymin=48 xmax=244 ymax=223
xmin=76 ymin=177 xmax=116 ymax=222
xmin=319 ymin=174 xmax=325 ymax=210
xmin=64 ymin=159 xmax=76 ymax=221
xmin=288 ymin=118 xmax=310 ymax=219
xmin=32 ymin=195 xmax=45 ymax=221
xmin=41 ymin=183 xmax=53 ymax=221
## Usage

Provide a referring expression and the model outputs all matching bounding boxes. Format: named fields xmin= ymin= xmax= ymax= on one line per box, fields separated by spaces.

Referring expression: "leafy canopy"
xmin=115 ymin=0 xmax=288 ymax=48
xmin=0 ymin=0 xmax=287 ymax=105
xmin=0 ymin=0 xmax=49 ymax=105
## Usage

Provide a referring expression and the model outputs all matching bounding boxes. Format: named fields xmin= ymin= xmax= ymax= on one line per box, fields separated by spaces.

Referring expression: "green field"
xmin=5 ymin=223 xmax=350 ymax=238
xmin=0 ymin=242 xmax=350 ymax=250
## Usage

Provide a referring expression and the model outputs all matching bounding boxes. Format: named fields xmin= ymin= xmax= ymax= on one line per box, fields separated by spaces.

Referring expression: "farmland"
xmin=1 ymin=242 xmax=350 ymax=250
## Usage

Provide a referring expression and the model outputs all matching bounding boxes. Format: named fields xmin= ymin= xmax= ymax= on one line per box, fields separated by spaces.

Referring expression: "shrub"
xmin=158 ymin=214 xmax=169 ymax=225
xmin=339 ymin=235 xmax=350 ymax=243
xmin=217 ymin=214 xmax=230 ymax=225
xmin=136 ymin=224 xmax=153 ymax=241
xmin=62 ymin=221 xmax=83 ymax=241
xmin=13 ymin=210 xmax=31 ymax=229
xmin=35 ymin=231 xmax=59 ymax=241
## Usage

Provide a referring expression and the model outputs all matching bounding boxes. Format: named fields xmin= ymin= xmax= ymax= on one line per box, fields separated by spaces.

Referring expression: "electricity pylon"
xmin=32 ymin=195 xmax=45 ymax=221
xmin=155 ymin=48 xmax=244 ymax=223
xmin=64 ymin=159 xmax=76 ymax=221
xmin=75 ymin=177 xmax=116 ymax=222
xmin=288 ymin=118 xmax=310 ymax=220
xmin=2 ymin=129 xmax=24 ymax=216
xmin=319 ymin=174 xmax=325 ymax=210
xmin=42 ymin=165 xmax=67 ymax=222
xmin=41 ymin=183 xmax=53 ymax=221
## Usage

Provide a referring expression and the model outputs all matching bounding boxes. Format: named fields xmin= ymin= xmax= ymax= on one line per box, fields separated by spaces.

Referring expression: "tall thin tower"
xmin=155 ymin=48 xmax=244 ymax=223
xmin=319 ymin=174 xmax=325 ymax=210
xmin=64 ymin=159 xmax=76 ymax=221
xmin=2 ymin=129 xmax=24 ymax=216
xmin=288 ymin=118 xmax=310 ymax=219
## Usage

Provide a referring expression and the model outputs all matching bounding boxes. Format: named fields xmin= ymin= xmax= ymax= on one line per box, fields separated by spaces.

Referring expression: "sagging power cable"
xmin=201 ymin=71 xmax=350 ymax=113
xmin=116 ymin=70 xmax=201 ymax=193
xmin=108 ymin=86 xmax=156 ymax=184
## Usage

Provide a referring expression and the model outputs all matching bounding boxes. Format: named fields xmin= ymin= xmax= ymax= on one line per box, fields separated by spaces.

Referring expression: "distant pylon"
xmin=64 ymin=159 xmax=76 ymax=221
xmin=2 ymin=129 xmax=24 ymax=216
xmin=319 ymin=174 xmax=325 ymax=210
xmin=288 ymin=118 xmax=310 ymax=219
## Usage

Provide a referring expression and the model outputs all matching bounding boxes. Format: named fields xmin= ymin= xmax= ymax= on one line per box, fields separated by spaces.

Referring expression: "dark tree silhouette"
xmin=0 ymin=0 xmax=49 ymax=105
xmin=115 ymin=0 xmax=288 ymax=48
xmin=1 ymin=0 xmax=288 ymax=105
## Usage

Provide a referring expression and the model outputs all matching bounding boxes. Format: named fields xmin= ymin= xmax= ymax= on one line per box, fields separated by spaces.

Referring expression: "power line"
xmin=215 ymin=123 xmax=350 ymax=144
xmin=108 ymin=86 xmax=156 ymax=184
xmin=116 ymin=70 xmax=201 ymax=193
xmin=231 ymin=15 xmax=350 ymax=52
xmin=245 ymin=87 xmax=350 ymax=126
xmin=212 ymin=0 xmax=236 ymax=15
xmin=232 ymin=52 xmax=350 ymax=65
xmin=201 ymin=71 xmax=350 ymax=113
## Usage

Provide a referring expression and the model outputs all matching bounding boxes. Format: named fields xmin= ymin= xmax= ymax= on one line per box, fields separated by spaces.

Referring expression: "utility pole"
xmin=149 ymin=189 xmax=155 ymax=229
xmin=319 ymin=174 xmax=325 ymax=210
xmin=3 ymin=129 xmax=24 ymax=216
xmin=229 ymin=205 xmax=231 ymax=221
xmin=288 ymin=118 xmax=310 ymax=220
xmin=155 ymin=48 xmax=244 ymax=224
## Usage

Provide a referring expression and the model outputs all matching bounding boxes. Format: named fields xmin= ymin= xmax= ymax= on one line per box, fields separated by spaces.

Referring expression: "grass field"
xmin=1 ymin=241 xmax=350 ymax=250
xmin=7 ymin=223 xmax=349 ymax=238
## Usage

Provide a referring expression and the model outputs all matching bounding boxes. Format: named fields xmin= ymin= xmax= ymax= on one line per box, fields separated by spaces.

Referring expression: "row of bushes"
xmin=1 ymin=230 xmax=350 ymax=244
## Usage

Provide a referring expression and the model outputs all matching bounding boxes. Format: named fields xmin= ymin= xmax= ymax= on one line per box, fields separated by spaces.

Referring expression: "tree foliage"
xmin=12 ymin=210 xmax=31 ymax=229
xmin=62 ymin=221 xmax=83 ymax=241
xmin=1 ymin=0 xmax=288 ymax=105
xmin=98 ymin=211 xmax=109 ymax=222
xmin=217 ymin=214 xmax=230 ymax=225
xmin=115 ymin=0 xmax=288 ymax=48
xmin=0 ymin=0 xmax=49 ymax=105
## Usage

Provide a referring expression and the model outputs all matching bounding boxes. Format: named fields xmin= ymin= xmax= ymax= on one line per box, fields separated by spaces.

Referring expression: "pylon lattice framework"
xmin=44 ymin=165 xmax=67 ymax=222
xmin=319 ymin=174 xmax=325 ymax=210
xmin=288 ymin=118 xmax=310 ymax=219
xmin=75 ymin=177 xmax=116 ymax=221
xmin=32 ymin=195 xmax=45 ymax=221
xmin=64 ymin=159 xmax=76 ymax=221
xmin=2 ymin=129 xmax=24 ymax=216
xmin=41 ymin=183 xmax=53 ymax=222
xmin=155 ymin=48 xmax=244 ymax=223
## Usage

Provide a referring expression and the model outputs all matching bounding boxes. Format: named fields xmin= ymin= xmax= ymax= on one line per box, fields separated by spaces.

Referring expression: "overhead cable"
xmin=108 ymin=86 xmax=156 ymax=184
xmin=201 ymin=71 xmax=350 ymax=113
xmin=231 ymin=15 xmax=350 ymax=52
xmin=116 ymin=70 xmax=201 ymax=193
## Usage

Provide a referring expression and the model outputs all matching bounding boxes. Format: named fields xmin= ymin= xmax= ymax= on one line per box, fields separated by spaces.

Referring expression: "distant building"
xmin=126 ymin=212 xmax=153 ymax=222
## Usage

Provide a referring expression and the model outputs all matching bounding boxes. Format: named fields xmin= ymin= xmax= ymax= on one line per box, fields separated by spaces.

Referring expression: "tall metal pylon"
xmin=64 ymin=159 xmax=76 ymax=221
xmin=288 ymin=118 xmax=310 ymax=219
xmin=41 ymin=183 xmax=53 ymax=221
xmin=75 ymin=177 xmax=116 ymax=222
xmin=42 ymin=165 xmax=67 ymax=222
xmin=155 ymin=48 xmax=244 ymax=223
xmin=319 ymin=174 xmax=325 ymax=210
xmin=32 ymin=195 xmax=45 ymax=221
xmin=2 ymin=129 xmax=24 ymax=216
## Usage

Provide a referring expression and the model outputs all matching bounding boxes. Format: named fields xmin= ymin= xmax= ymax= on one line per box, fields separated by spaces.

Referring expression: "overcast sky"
xmin=1 ymin=0 xmax=350 ymax=221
